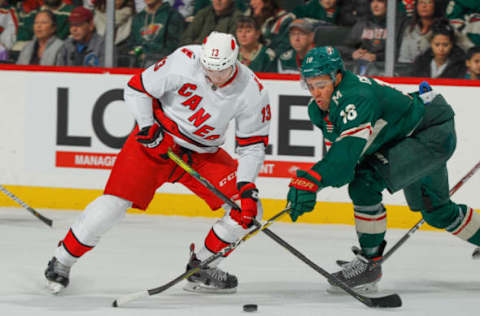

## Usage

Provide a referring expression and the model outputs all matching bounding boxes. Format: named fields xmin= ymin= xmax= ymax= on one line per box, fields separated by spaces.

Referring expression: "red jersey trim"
xmin=153 ymin=100 xmax=211 ymax=148
xmin=236 ymin=135 xmax=269 ymax=147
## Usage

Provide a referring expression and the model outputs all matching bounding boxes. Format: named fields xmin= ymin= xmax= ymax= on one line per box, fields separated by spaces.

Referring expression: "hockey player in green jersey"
xmin=286 ymin=46 xmax=480 ymax=293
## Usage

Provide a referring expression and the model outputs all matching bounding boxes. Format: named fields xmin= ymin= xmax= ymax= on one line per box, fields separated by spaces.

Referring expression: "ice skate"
xmin=327 ymin=243 xmax=384 ymax=294
xmin=45 ymin=257 xmax=70 ymax=294
xmin=183 ymin=244 xmax=238 ymax=294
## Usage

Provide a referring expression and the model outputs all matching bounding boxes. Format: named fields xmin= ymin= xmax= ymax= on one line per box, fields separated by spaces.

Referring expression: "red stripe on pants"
xmin=204 ymin=229 xmax=233 ymax=257
xmin=62 ymin=229 xmax=94 ymax=258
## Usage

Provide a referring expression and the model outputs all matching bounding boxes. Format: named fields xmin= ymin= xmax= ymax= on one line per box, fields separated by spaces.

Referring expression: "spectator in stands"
xmin=56 ymin=6 xmax=105 ymax=66
xmin=398 ymin=0 xmax=445 ymax=63
xmin=277 ymin=18 xmax=315 ymax=73
xmin=411 ymin=19 xmax=466 ymax=78
xmin=128 ymin=0 xmax=184 ymax=66
xmin=293 ymin=0 xmax=339 ymax=25
xmin=0 ymin=0 xmax=17 ymax=61
xmin=180 ymin=0 xmax=241 ymax=45
xmin=236 ymin=15 xmax=276 ymax=72
xmin=464 ymin=46 xmax=480 ymax=79
xmin=17 ymin=10 xmax=63 ymax=65
xmin=93 ymin=0 xmax=133 ymax=52
xmin=193 ymin=0 xmax=247 ymax=16
xmin=446 ymin=0 xmax=480 ymax=49
xmin=337 ymin=0 xmax=370 ymax=26
xmin=247 ymin=0 xmax=295 ymax=56
xmin=340 ymin=0 xmax=402 ymax=75
xmin=17 ymin=0 xmax=75 ymax=42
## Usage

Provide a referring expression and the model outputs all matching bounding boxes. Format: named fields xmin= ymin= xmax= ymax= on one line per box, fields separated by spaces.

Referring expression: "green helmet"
xmin=301 ymin=46 xmax=344 ymax=83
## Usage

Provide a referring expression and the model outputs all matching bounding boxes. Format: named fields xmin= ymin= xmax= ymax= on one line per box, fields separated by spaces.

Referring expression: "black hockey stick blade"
xmin=364 ymin=293 xmax=402 ymax=308
xmin=260 ymin=227 xmax=402 ymax=308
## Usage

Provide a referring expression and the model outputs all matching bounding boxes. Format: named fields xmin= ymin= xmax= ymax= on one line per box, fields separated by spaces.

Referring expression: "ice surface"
xmin=1 ymin=207 xmax=479 ymax=316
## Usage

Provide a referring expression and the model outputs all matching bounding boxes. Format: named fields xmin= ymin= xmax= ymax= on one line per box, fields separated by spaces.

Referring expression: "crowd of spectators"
xmin=0 ymin=0 xmax=479 ymax=79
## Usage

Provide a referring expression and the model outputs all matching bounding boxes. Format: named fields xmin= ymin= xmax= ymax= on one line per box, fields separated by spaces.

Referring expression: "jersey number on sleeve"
xmin=261 ymin=104 xmax=271 ymax=122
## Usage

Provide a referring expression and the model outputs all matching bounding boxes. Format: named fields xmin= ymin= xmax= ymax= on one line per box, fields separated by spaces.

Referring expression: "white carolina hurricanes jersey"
xmin=124 ymin=45 xmax=271 ymax=183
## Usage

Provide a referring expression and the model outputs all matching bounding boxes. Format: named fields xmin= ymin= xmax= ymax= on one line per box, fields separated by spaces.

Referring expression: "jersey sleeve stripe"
xmin=235 ymin=135 xmax=269 ymax=147
xmin=336 ymin=123 xmax=372 ymax=142
xmin=127 ymin=73 xmax=154 ymax=99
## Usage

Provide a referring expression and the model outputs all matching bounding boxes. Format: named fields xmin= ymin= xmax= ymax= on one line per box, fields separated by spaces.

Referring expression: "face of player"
xmin=69 ymin=20 xmax=95 ymax=43
xmin=289 ymin=28 xmax=313 ymax=53
xmin=370 ymin=0 xmax=386 ymax=17
xmin=321 ymin=0 xmax=337 ymax=10
xmin=236 ymin=25 xmax=260 ymax=47
xmin=417 ymin=0 xmax=434 ymax=18
xmin=250 ymin=0 xmax=264 ymax=16
xmin=33 ymin=12 xmax=56 ymax=41
xmin=305 ymin=75 xmax=335 ymax=112
xmin=431 ymin=34 xmax=453 ymax=61
xmin=212 ymin=0 xmax=232 ymax=13
xmin=202 ymin=65 xmax=235 ymax=87
xmin=466 ymin=53 xmax=480 ymax=76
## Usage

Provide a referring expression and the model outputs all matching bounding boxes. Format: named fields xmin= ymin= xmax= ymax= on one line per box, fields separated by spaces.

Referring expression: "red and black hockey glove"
xmin=287 ymin=169 xmax=322 ymax=222
xmin=135 ymin=123 xmax=174 ymax=156
xmin=231 ymin=182 xmax=259 ymax=229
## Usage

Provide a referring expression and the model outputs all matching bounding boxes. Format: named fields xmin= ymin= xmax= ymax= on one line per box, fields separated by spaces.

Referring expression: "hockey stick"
xmin=261 ymin=227 xmax=401 ymax=308
xmin=337 ymin=159 xmax=480 ymax=267
xmin=0 ymin=185 xmax=53 ymax=227
xmin=166 ymin=149 xmax=402 ymax=308
xmin=167 ymin=149 xmax=240 ymax=211
xmin=380 ymin=159 xmax=480 ymax=264
xmin=112 ymin=208 xmax=290 ymax=307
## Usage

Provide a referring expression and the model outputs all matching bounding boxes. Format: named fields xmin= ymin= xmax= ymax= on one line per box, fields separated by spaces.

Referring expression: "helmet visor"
xmin=301 ymin=76 xmax=332 ymax=90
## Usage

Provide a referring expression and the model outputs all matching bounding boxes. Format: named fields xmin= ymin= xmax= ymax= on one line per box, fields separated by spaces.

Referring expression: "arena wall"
xmin=1 ymin=65 xmax=479 ymax=229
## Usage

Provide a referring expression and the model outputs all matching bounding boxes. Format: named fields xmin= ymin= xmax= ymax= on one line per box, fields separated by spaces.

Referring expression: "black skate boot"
xmin=183 ymin=243 xmax=238 ymax=294
xmin=45 ymin=257 xmax=71 ymax=294
xmin=328 ymin=241 xmax=386 ymax=294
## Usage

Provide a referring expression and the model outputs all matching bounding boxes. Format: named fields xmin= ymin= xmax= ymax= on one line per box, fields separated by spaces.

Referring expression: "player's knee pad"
xmin=348 ymin=169 xmax=384 ymax=206
xmin=71 ymin=194 xmax=132 ymax=245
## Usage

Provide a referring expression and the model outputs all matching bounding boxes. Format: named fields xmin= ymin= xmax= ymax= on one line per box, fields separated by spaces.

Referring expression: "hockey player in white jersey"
xmin=44 ymin=32 xmax=271 ymax=294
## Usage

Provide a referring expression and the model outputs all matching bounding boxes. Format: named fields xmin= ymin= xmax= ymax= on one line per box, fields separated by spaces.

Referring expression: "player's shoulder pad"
xmin=238 ymin=64 xmax=269 ymax=103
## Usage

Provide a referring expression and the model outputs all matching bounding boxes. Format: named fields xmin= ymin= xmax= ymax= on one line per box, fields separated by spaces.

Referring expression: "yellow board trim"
xmin=0 ymin=185 xmax=442 ymax=230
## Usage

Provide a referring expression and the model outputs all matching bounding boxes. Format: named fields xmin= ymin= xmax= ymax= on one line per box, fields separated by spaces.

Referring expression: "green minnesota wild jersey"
xmin=308 ymin=70 xmax=425 ymax=189
xmin=17 ymin=4 xmax=75 ymax=41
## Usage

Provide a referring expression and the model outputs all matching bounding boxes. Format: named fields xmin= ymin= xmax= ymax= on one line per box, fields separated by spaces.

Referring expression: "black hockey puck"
xmin=243 ymin=304 xmax=258 ymax=312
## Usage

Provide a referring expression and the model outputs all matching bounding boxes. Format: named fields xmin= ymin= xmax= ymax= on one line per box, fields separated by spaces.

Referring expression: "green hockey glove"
xmin=287 ymin=169 xmax=322 ymax=222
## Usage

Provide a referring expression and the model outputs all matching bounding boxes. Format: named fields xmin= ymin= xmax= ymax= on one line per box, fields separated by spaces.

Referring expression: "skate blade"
xmin=183 ymin=282 xmax=236 ymax=294
xmin=326 ymin=281 xmax=378 ymax=294
xmin=46 ymin=280 xmax=65 ymax=294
